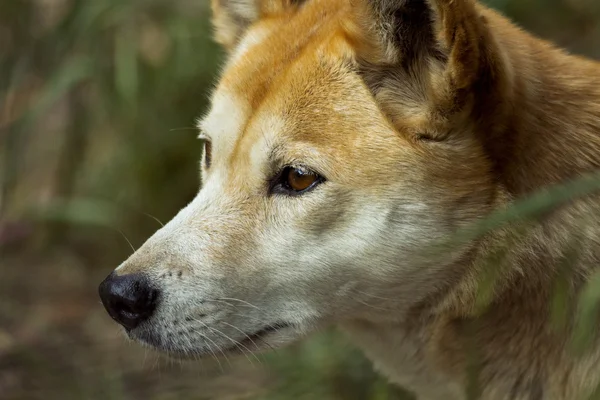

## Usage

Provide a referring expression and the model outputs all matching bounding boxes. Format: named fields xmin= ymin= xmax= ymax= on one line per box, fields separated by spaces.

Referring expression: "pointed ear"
xmin=211 ymin=0 xmax=261 ymax=50
xmin=352 ymin=0 xmax=506 ymax=128
xmin=211 ymin=0 xmax=305 ymax=50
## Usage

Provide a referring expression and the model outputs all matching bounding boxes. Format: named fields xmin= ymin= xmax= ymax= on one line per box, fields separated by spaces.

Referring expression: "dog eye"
xmin=270 ymin=166 xmax=324 ymax=196
xmin=203 ymin=140 xmax=212 ymax=169
xmin=287 ymin=167 xmax=319 ymax=191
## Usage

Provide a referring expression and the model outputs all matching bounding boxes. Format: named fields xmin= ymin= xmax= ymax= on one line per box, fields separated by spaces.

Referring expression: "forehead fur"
xmin=202 ymin=0 xmax=415 ymax=179
xmin=206 ymin=0 xmax=442 ymax=149
xmin=217 ymin=0 xmax=358 ymax=109
xmin=203 ymin=0 xmax=355 ymax=137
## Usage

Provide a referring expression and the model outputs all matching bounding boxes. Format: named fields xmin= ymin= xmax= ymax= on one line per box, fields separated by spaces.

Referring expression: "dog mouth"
xmin=222 ymin=322 xmax=292 ymax=353
xmin=132 ymin=322 xmax=296 ymax=359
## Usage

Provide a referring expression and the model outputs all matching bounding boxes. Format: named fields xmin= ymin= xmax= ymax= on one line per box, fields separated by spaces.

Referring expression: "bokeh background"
xmin=1 ymin=0 xmax=600 ymax=399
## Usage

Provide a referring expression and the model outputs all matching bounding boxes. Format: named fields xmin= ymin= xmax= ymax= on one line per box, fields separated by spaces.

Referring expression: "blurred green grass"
xmin=1 ymin=0 xmax=600 ymax=399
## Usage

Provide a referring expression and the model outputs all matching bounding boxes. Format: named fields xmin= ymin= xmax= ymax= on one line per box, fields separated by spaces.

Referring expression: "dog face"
xmin=99 ymin=0 xmax=503 ymax=358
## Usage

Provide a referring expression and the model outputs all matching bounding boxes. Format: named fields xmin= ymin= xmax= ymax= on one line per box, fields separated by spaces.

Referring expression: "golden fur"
xmin=107 ymin=0 xmax=600 ymax=398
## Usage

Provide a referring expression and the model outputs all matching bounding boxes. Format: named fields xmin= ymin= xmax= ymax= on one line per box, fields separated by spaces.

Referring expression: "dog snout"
xmin=98 ymin=272 xmax=159 ymax=330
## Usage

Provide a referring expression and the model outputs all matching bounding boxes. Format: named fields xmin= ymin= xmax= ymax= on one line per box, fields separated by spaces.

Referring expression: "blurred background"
xmin=1 ymin=0 xmax=599 ymax=399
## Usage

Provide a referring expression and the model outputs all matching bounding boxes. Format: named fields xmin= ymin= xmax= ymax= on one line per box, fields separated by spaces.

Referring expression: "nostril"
xmin=112 ymin=296 xmax=145 ymax=317
xmin=113 ymin=283 xmax=157 ymax=314
xmin=98 ymin=272 xmax=159 ymax=330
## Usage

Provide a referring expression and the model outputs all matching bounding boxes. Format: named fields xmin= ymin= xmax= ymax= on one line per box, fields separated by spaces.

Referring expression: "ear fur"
xmin=211 ymin=0 xmax=260 ymax=50
xmin=211 ymin=0 xmax=305 ymax=50
xmin=361 ymin=0 xmax=491 ymax=83
xmin=354 ymin=0 xmax=506 ymax=129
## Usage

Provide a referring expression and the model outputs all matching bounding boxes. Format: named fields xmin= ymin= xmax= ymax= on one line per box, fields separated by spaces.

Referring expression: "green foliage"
xmin=2 ymin=0 xmax=222 ymax=252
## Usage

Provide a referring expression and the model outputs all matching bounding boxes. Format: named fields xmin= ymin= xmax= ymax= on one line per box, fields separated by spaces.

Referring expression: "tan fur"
xmin=109 ymin=0 xmax=600 ymax=398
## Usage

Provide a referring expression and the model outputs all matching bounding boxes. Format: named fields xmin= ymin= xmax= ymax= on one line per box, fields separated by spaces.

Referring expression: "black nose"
xmin=98 ymin=272 xmax=158 ymax=330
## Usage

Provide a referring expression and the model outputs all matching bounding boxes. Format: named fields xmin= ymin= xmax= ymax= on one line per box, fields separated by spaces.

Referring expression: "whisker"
xmin=191 ymin=319 xmax=232 ymax=368
xmin=231 ymin=313 xmax=272 ymax=327
xmin=188 ymin=329 xmax=224 ymax=372
xmin=157 ymin=354 xmax=162 ymax=381
xmin=142 ymin=349 xmax=148 ymax=369
xmin=156 ymin=353 xmax=162 ymax=374
xmin=220 ymin=321 xmax=260 ymax=350
xmin=354 ymin=289 xmax=399 ymax=302
xmin=220 ymin=321 xmax=263 ymax=364
xmin=356 ymin=298 xmax=394 ymax=311
xmin=230 ymin=314 xmax=277 ymax=353
xmin=217 ymin=297 xmax=260 ymax=310
xmin=179 ymin=331 xmax=207 ymax=371
xmin=212 ymin=299 xmax=238 ymax=309
xmin=249 ymin=332 xmax=277 ymax=353
xmin=195 ymin=319 xmax=259 ymax=366
xmin=116 ymin=229 xmax=136 ymax=253
xmin=142 ymin=212 xmax=165 ymax=227
xmin=169 ymin=126 xmax=198 ymax=132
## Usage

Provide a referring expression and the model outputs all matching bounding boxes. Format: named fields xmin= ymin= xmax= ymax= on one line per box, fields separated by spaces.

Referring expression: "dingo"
xmin=99 ymin=0 xmax=600 ymax=398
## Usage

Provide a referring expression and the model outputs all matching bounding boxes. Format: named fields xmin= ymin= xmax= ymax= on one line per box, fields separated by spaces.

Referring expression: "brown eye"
xmin=287 ymin=168 xmax=318 ymax=191
xmin=270 ymin=166 xmax=324 ymax=196
xmin=204 ymin=140 xmax=212 ymax=169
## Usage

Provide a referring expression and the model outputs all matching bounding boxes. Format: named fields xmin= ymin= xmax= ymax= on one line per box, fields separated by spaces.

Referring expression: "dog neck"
xmin=342 ymin=204 xmax=600 ymax=399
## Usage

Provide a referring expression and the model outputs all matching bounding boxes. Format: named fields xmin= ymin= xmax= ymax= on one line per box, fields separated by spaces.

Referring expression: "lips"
xmin=130 ymin=321 xmax=295 ymax=359
xmin=224 ymin=322 xmax=292 ymax=352
xmin=246 ymin=323 xmax=290 ymax=341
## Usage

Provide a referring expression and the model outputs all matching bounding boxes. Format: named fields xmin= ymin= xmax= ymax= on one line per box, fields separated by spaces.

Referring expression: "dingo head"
xmin=99 ymin=0 xmax=508 ymax=358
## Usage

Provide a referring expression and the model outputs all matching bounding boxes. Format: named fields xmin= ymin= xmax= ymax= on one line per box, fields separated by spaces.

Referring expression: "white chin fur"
xmin=128 ymin=323 xmax=305 ymax=360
